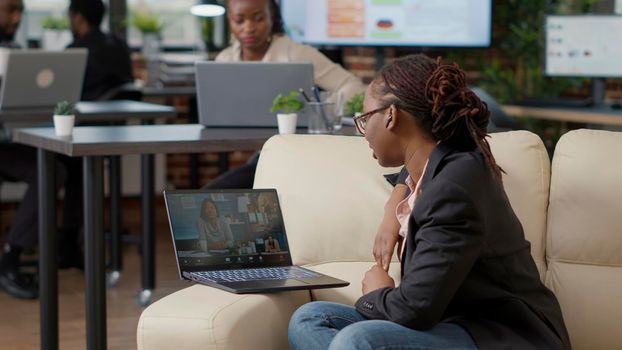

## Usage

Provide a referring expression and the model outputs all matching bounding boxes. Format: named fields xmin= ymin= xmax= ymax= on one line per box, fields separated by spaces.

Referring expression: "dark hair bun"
xmin=425 ymin=61 xmax=490 ymax=145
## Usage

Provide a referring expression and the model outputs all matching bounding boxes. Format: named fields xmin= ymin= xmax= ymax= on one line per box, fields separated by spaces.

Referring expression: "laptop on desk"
xmin=164 ymin=189 xmax=349 ymax=294
xmin=195 ymin=62 xmax=314 ymax=128
xmin=0 ymin=48 xmax=87 ymax=111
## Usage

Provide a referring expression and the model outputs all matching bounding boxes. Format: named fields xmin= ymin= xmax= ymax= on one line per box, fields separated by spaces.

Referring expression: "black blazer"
xmin=355 ymin=142 xmax=571 ymax=350
xmin=68 ymin=29 xmax=134 ymax=101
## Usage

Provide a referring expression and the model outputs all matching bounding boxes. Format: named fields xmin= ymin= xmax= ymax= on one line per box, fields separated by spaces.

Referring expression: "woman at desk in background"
xmin=196 ymin=199 xmax=234 ymax=251
xmin=205 ymin=0 xmax=366 ymax=189
xmin=288 ymin=54 xmax=570 ymax=349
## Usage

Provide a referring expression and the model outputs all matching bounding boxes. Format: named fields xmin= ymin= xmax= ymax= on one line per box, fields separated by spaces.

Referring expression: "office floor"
xmin=0 ymin=197 xmax=188 ymax=350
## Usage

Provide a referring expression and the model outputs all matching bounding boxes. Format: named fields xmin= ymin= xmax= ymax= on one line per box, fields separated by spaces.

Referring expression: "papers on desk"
xmin=158 ymin=53 xmax=205 ymax=86
xmin=159 ymin=53 xmax=207 ymax=66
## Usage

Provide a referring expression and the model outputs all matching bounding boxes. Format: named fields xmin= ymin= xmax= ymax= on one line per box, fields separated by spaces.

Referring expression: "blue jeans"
xmin=288 ymin=301 xmax=478 ymax=350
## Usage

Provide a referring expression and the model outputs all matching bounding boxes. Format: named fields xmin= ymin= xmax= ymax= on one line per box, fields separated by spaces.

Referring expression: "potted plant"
xmin=41 ymin=16 xmax=72 ymax=51
xmin=53 ymin=101 xmax=76 ymax=136
xmin=270 ymin=91 xmax=304 ymax=134
xmin=345 ymin=92 xmax=365 ymax=117
xmin=131 ymin=10 xmax=165 ymax=56
xmin=131 ymin=10 xmax=165 ymax=86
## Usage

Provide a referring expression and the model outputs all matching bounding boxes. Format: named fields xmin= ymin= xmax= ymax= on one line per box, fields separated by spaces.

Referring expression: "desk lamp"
xmin=190 ymin=0 xmax=226 ymax=17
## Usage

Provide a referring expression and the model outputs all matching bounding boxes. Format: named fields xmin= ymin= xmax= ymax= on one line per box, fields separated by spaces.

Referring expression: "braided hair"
xmin=371 ymin=54 xmax=503 ymax=181
xmin=268 ymin=0 xmax=285 ymax=34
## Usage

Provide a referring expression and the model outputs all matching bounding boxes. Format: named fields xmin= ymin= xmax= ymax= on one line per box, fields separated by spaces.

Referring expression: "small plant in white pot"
xmin=131 ymin=10 xmax=165 ymax=58
xmin=345 ymin=92 xmax=365 ymax=117
xmin=41 ymin=16 xmax=72 ymax=51
xmin=53 ymin=101 xmax=76 ymax=137
xmin=132 ymin=10 xmax=165 ymax=86
xmin=270 ymin=91 xmax=304 ymax=135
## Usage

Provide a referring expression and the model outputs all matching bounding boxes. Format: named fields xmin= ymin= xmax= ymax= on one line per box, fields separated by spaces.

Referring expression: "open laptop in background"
xmin=164 ymin=189 xmax=349 ymax=294
xmin=195 ymin=62 xmax=314 ymax=128
xmin=0 ymin=48 xmax=87 ymax=111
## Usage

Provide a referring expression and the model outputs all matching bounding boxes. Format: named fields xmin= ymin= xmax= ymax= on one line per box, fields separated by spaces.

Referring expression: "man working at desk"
xmin=67 ymin=0 xmax=133 ymax=101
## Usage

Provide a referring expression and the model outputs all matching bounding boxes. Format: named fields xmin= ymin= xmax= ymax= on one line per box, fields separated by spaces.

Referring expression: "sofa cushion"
xmin=254 ymin=135 xmax=400 ymax=266
xmin=137 ymin=285 xmax=310 ymax=350
xmin=488 ymin=130 xmax=551 ymax=278
xmin=546 ymin=129 xmax=622 ymax=350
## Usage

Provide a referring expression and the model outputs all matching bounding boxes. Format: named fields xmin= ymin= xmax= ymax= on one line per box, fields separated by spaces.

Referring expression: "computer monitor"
xmin=545 ymin=15 xmax=622 ymax=78
xmin=281 ymin=0 xmax=492 ymax=47
xmin=545 ymin=15 xmax=622 ymax=105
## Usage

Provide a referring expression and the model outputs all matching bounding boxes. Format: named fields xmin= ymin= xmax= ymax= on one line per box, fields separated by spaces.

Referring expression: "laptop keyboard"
xmin=192 ymin=266 xmax=320 ymax=283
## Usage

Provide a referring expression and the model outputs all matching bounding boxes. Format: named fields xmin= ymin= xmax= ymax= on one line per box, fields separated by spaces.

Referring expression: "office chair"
xmin=97 ymin=82 xmax=143 ymax=102
xmin=0 ymin=177 xmax=4 ymax=236
xmin=471 ymin=86 xmax=523 ymax=132
xmin=92 ymin=82 xmax=145 ymax=286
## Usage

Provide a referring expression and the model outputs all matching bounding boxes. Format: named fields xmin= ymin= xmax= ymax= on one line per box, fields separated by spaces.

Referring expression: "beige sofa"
xmin=138 ymin=130 xmax=622 ymax=350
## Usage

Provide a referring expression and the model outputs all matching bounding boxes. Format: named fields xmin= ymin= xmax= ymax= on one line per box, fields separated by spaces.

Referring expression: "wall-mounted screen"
xmin=545 ymin=15 xmax=622 ymax=78
xmin=281 ymin=0 xmax=492 ymax=47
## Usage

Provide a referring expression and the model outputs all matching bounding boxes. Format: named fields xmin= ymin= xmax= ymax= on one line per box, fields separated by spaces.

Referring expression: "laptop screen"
xmin=195 ymin=62 xmax=314 ymax=128
xmin=164 ymin=189 xmax=293 ymax=272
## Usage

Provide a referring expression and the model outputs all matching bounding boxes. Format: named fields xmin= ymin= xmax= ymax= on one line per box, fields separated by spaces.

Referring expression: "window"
xmin=15 ymin=0 xmax=203 ymax=49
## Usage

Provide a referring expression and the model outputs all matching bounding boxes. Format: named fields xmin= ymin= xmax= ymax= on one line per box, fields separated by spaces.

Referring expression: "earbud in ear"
xmin=385 ymin=114 xmax=393 ymax=127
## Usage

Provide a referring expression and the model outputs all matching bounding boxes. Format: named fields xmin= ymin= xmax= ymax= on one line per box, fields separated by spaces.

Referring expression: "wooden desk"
xmin=0 ymin=100 xmax=176 ymax=123
xmin=14 ymin=124 xmax=356 ymax=350
xmin=501 ymin=104 xmax=622 ymax=127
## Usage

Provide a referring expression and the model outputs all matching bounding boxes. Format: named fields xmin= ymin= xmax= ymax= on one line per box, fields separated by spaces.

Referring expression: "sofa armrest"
xmin=137 ymin=285 xmax=311 ymax=350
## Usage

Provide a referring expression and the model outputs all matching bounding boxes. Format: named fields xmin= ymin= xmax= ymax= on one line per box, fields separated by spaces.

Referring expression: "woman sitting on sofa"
xmin=288 ymin=54 xmax=571 ymax=349
xmin=205 ymin=0 xmax=366 ymax=189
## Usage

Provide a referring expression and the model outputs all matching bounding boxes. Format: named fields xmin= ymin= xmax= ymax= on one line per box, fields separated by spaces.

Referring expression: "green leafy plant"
xmin=41 ymin=16 xmax=69 ymax=30
xmin=345 ymin=92 xmax=365 ymax=115
xmin=131 ymin=11 xmax=165 ymax=34
xmin=270 ymin=91 xmax=304 ymax=114
xmin=54 ymin=101 xmax=75 ymax=116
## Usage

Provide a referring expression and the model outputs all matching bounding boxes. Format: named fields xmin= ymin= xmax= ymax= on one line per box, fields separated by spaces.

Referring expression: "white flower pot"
xmin=41 ymin=30 xmax=72 ymax=51
xmin=53 ymin=114 xmax=75 ymax=136
xmin=277 ymin=113 xmax=297 ymax=135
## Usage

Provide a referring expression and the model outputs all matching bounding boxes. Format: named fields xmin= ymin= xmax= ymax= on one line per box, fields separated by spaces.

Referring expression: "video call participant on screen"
xmin=0 ymin=0 xmax=81 ymax=299
xmin=288 ymin=55 xmax=571 ymax=349
xmin=205 ymin=0 xmax=366 ymax=190
xmin=263 ymin=235 xmax=280 ymax=253
xmin=67 ymin=0 xmax=133 ymax=101
xmin=196 ymin=199 xmax=234 ymax=251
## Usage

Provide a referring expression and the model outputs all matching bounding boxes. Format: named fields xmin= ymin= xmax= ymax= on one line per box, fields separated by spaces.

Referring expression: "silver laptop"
xmin=195 ymin=62 xmax=314 ymax=128
xmin=164 ymin=189 xmax=349 ymax=294
xmin=0 ymin=48 xmax=87 ymax=110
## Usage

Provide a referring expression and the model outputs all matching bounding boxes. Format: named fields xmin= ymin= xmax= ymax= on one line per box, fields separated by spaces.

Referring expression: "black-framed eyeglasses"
xmin=353 ymin=105 xmax=391 ymax=135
